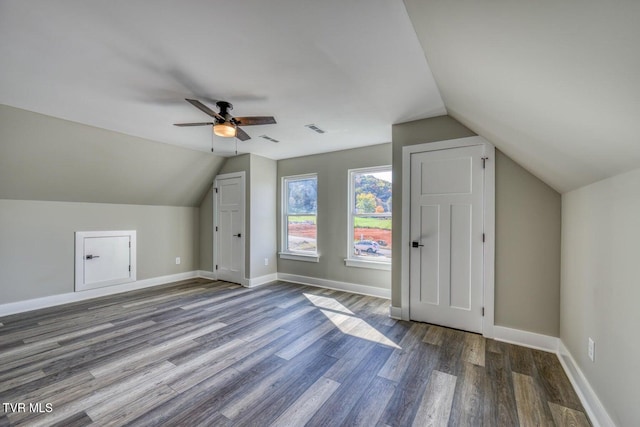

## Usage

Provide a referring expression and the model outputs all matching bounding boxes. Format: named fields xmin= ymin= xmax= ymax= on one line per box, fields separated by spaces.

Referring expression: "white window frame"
xmin=279 ymin=173 xmax=319 ymax=262
xmin=345 ymin=165 xmax=392 ymax=270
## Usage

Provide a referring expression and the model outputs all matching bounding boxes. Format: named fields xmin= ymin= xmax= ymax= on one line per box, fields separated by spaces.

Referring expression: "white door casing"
xmin=401 ymin=136 xmax=495 ymax=337
xmin=214 ymin=172 xmax=245 ymax=285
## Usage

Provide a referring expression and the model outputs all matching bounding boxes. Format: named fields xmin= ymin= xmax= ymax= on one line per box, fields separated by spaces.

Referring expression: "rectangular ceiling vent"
xmin=304 ymin=124 xmax=326 ymax=134
xmin=259 ymin=135 xmax=279 ymax=143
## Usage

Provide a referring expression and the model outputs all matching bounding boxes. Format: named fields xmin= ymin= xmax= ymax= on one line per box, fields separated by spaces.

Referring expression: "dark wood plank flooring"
xmin=0 ymin=279 xmax=590 ymax=426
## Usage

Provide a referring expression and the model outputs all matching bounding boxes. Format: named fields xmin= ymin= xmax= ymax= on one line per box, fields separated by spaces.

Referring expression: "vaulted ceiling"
xmin=0 ymin=1 xmax=443 ymax=159
xmin=404 ymin=0 xmax=640 ymax=192
xmin=1 ymin=1 xmax=638 ymax=193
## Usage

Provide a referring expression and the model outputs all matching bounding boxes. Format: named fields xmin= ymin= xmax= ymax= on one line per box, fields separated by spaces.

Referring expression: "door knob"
xmin=233 ymin=233 xmax=242 ymax=238
xmin=85 ymin=254 xmax=100 ymax=259
xmin=411 ymin=241 xmax=424 ymax=248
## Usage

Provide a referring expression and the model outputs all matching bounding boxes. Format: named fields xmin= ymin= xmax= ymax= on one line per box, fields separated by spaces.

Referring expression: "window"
xmin=347 ymin=166 xmax=392 ymax=268
xmin=281 ymin=174 xmax=318 ymax=260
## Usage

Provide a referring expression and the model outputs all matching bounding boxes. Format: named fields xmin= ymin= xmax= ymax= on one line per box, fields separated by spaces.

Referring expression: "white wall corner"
xmin=557 ymin=341 xmax=616 ymax=427
xmin=246 ymin=273 xmax=278 ymax=288
xmin=389 ymin=306 xmax=402 ymax=319
xmin=492 ymin=325 xmax=559 ymax=353
xmin=277 ymin=273 xmax=390 ymax=299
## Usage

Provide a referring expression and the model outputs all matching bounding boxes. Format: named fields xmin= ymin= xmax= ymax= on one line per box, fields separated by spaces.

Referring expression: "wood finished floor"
xmin=0 ymin=279 xmax=590 ymax=427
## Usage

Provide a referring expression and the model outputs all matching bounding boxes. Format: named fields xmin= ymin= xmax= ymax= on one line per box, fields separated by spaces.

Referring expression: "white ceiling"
xmin=404 ymin=0 xmax=640 ymax=193
xmin=2 ymin=1 xmax=639 ymax=193
xmin=0 ymin=0 xmax=444 ymax=160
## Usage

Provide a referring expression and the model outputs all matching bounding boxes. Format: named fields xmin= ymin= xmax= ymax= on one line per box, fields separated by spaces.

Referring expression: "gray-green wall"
xmin=561 ymin=168 xmax=640 ymax=426
xmin=0 ymin=105 xmax=225 ymax=206
xmin=0 ymin=200 xmax=199 ymax=304
xmin=277 ymin=144 xmax=392 ymax=290
xmin=0 ymin=105 xmax=223 ymax=305
xmin=495 ymin=151 xmax=561 ymax=336
xmin=199 ymin=185 xmax=215 ymax=271
xmin=392 ymin=116 xmax=561 ymax=336
xmin=250 ymin=154 xmax=277 ymax=278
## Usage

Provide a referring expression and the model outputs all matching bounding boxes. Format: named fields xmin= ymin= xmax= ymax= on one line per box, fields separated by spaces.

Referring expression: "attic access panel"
xmin=75 ymin=230 xmax=137 ymax=291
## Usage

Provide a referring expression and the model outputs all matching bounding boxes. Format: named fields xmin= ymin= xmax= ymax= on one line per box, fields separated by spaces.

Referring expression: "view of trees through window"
xmin=352 ymin=168 xmax=392 ymax=261
xmin=284 ymin=175 xmax=317 ymax=253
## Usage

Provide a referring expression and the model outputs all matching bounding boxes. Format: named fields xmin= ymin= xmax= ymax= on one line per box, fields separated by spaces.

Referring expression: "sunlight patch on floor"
xmin=303 ymin=293 xmax=354 ymax=315
xmin=303 ymin=293 xmax=399 ymax=348
xmin=320 ymin=309 xmax=400 ymax=349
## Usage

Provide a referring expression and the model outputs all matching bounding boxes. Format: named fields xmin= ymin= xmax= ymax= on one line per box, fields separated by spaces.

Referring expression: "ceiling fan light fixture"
xmin=213 ymin=122 xmax=236 ymax=138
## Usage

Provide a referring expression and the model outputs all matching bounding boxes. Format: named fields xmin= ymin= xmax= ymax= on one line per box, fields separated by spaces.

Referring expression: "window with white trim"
xmin=348 ymin=166 xmax=392 ymax=266
xmin=281 ymin=174 xmax=318 ymax=257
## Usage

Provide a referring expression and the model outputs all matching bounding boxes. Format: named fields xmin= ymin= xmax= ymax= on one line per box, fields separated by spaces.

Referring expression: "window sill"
xmin=279 ymin=252 xmax=319 ymax=263
xmin=344 ymin=259 xmax=391 ymax=271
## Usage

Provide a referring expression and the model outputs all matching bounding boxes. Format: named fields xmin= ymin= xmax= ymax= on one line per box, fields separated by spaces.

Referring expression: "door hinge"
xmin=482 ymin=307 xmax=485 ymax=316
xmin=214 ymin=187 xmax=218 ymax=193
xmin=215 ymin=226 xmax=218 ymax=232
xmin=215 ymin=265 xmax=218 ymax=271
xmin=482 ymin=156 xmax=488 ymax=169
xmin=128 ymin=265 xmax=131 ymax=272
xmin=482 ymin=233 xmax=485 ymax=242
xmin=128 ymin=241 xmax=131 ymax=248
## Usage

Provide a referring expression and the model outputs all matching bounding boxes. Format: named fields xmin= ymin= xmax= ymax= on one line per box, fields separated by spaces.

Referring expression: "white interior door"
xmin=215 ymin=174 xmax=245 ymax=285
xmin=409 ymin=145 xmax=485 ymax=333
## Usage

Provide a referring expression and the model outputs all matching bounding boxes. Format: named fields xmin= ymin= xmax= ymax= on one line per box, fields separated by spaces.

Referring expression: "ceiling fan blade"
xmin=235 ymin=127 xmax=251 ymax=141
xmin=185 ymin=99 xmax=224 ymax=120
xmin=234 ymin=116 xmax=277 ymax=126
xmin=174 ymin=122 xmax=214 ymax=127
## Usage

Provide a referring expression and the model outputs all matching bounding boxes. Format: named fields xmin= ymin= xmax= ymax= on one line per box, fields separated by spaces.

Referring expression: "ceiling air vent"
xmin=259 ymin=135 xmax=280 ymax=143
xmin=304 ymin=124 xmax=326 ymax=134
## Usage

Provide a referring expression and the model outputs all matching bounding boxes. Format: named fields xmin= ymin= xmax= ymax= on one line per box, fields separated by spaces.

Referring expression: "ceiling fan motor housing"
xmin=216 ymin=101 xmax=232 ymax=113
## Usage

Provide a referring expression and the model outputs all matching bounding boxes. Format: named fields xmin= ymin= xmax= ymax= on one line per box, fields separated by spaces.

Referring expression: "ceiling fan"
xmin=174 ymin=98 xmax=276 ymax=141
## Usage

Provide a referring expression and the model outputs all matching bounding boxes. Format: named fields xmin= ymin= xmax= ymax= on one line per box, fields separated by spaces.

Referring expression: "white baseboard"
xmin=1 ymin=270 xmax=389 ymax=317
xmin=389 ymin=306 xmax=402 ymax=319
xmin=246 ymin=273 xmax=278 ymax=288
xmin=493 ymin=325 xmax=559 ymax=353
xmin=277 ymin=273 xmax=390 ymax=299
xmin=557 ymin=341 xmax=616 ymax=427
xmin=0 ymin=271 xmax=202 ymax=317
